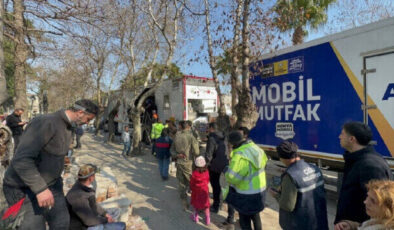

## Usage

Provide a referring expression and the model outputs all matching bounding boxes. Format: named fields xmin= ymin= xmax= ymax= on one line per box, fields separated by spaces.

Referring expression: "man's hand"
xmin=334 ymin=221 xmax=351 ymax=230
xmin=176 ymin=154 xmax=186 ymax=159
xmin=106 ymin=214 xmax=114 ymax=223
xmin=36 ymin=189 xmax=54 ymax=208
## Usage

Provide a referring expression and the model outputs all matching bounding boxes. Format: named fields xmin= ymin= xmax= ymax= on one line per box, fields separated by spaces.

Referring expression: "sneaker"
xmin=190 ymin=213 xmax=199 ymax=223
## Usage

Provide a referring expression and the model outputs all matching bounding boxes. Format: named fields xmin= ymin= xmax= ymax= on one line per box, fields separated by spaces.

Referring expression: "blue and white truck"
xmin=249 ymin=17 xmax=394 ymax=170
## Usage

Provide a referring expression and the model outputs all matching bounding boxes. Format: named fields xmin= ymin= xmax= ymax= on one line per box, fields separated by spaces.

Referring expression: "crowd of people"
xmin=0 ymin=99 xmax=393 ymax=230
xmin=150 ymin=118 xmax=394 ymax=230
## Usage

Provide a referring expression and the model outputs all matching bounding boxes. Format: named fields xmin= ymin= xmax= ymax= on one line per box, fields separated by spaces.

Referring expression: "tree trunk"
xmin=204 ymin=0 xmax=230 ymax=133
xmin=107 ymin=101 xmax=120 ymax=143
xmin=230 ymin=0 xmax=243 ymax=124
xmin=13 ymin=0 xmax=28 ymax=115
xmin=292 ymin=26 xmax=304 ymax=45
xmin=235 ymin=0 xmax=258 ymax=130
xmin=0 ymin=0 xmax=9 ymax=105
xmin=131 ymin=106 xmax=143 ymax=154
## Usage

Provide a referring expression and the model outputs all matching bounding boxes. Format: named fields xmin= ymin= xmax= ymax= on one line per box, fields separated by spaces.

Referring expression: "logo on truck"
xmin=289 ymin=56 xmax=304 ymax=73
xmin=275 ymin=122 xmax=295 ymax=139
xmin=274 ymin=60 xmax=288 ymax=76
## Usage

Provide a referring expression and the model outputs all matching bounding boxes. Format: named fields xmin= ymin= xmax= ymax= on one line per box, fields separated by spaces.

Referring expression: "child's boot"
xmin=190 ymin=211 xmax=199 ymax=223
xmin=205 ymin=208 xmax=210 ymax=225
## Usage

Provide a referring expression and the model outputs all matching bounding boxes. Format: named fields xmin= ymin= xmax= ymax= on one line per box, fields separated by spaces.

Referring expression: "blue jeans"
xmin=122 ymin=142 xmax=131 ymax=155
xmin=158 ymin=157 xmax=170 ymax=179
xmin=87 ymin=208 xmax=125 ymax=230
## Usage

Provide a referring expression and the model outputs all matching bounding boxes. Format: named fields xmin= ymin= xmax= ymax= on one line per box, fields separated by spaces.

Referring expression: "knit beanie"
xmin=228 ymin=131 xmax=244 ymax=146
xmin=276 ymin=141 xmax=298 ymax=159
xmin=195 ymin=156 xmax=206 ymax=168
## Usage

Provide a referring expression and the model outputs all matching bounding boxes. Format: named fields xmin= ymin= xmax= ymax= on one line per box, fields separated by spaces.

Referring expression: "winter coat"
xmin=155 ymin=136 xmax=172 ymax=159
xmin=205 ymin=131 xmax=228 ymax=173
xmin=335 ymin=146 xmax=393 ymax=224
xmin=190 ymin=169 xmax=210 ymax=210
xmin=3 ymin=109 xmax=73 ymax=194
xmin=66 ymin=181 xmax=108 ymax=230
xmin=6 ymin=112 xmax=23 ymax=136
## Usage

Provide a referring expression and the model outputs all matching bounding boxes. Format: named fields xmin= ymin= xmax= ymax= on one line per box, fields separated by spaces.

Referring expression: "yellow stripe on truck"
xmin=330 ymin=42 xmax=394 ymax=157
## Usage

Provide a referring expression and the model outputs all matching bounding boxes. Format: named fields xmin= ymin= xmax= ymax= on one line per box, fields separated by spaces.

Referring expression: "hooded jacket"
xmin=205 ymin=131 xmax=228 ymax=173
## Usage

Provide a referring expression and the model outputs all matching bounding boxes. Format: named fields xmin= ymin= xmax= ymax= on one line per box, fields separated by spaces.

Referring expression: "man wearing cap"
xmin=225 ymin=130 xmax=267 ymax=230
xmin=2 ymin=99 xmax=98 ymax=229
xmin=66 ymin=164 xmax=126 ymax=230
xmin=269 ymin=141 xmax=328 ymax=230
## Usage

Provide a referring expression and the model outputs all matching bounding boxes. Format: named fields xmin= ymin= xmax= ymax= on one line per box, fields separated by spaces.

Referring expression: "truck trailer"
xmin=249 ymin=17 xmax=394 ymax=170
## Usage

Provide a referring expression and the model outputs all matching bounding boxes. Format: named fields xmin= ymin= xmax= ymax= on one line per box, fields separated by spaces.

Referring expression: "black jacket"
xmin=66 ymin=181 xmax=108 ymax=230
xmin=205 ymin=131 xmax=228 ymax=173
xmin=335 ymin=146 xmax=393 ymax=224
xmin=6 ymin=112 xmax=23 ymax=136
xmin=3 ymin=110 xmax=73 ymax=194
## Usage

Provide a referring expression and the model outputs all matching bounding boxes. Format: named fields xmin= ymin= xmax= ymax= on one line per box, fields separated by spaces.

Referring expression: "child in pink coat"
xmin=190 ymin=156 xmax=210 ymax=225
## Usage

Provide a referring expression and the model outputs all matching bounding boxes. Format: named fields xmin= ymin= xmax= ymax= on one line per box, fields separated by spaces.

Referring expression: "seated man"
xmin=66 ymin=164 xmax=126 ymax=230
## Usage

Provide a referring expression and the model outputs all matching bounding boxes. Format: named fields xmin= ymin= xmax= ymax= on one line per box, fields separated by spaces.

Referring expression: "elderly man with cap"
xmin=66 ymin=164 xmax=126 ymax=230
xmin=224 ymin=130 xmax=268 ymax=230
xmin=2 ymin=99 xmax=98 ymax=230
xmin=269 ymin=141 xmax=328 ymax=230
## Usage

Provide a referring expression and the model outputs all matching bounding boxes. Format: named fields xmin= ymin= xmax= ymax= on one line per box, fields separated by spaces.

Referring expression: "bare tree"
xmin=203 ymin=0 xmax=231 ymax=132
xmin=127 ymin=0 xmax=185 ymax=153
xmin=0 ymin=0 xmax=8 ymax=105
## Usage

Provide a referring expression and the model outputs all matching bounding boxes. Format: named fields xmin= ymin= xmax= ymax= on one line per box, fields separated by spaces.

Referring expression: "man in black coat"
xmin=3 ymin=99 xmax=98 ymax=230
xmin=205 ymin=122 xmax=228 ymax=213
xmin=334 ymin=122 xmax=393 ymax=230
xmin=6 ymin=108 xmax=26 ymax=150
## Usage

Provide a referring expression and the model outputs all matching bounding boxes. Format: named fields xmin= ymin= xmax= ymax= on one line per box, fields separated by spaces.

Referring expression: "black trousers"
xmin=209 ymin=170 xmax=221 ymax=208
xmin=3 ymin=179 xmax=70 ymax=230
xmin=239 ymin=212 xmax=262 ymax=230
xmin=13 ymin=135 xmax=21 ymax=152
xmin=75 ymin=134 xmax=82 ymax=148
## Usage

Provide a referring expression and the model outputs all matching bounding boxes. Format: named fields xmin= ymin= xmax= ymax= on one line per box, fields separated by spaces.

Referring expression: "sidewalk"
xmin=74 ymin=134 xmax=334 ymax=230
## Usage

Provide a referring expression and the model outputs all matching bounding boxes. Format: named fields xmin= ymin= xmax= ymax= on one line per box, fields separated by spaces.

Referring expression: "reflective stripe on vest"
xmin=227 ymin=142 xmax=267 ymax=195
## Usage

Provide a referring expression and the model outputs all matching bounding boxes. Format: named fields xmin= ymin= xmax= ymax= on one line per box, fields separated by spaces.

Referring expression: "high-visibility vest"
xmin=225 ymin=141 xmax=268 ymax=195
xmin=151 ymin=123 xmax=164 ymax=139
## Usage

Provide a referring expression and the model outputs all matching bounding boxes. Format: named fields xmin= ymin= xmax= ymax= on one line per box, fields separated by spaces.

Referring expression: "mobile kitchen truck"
xmin=249 ymin=17 xmax=394 ymax=170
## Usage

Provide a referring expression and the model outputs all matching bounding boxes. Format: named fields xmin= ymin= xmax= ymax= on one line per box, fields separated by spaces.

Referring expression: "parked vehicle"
xmin=249 ymin=17 xmax=394 ymax=170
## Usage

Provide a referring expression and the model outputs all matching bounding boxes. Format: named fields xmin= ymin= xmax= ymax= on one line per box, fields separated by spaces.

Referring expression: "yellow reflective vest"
xmin=225 ymin=141 xmax=268 ymax=195
xmin=151 ymin=122 xmax=164 ymax=139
